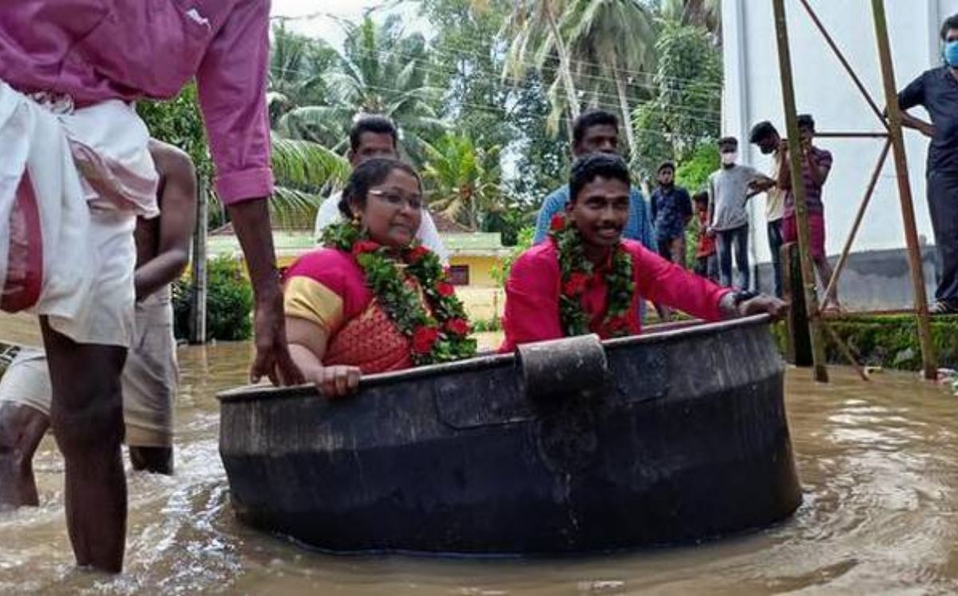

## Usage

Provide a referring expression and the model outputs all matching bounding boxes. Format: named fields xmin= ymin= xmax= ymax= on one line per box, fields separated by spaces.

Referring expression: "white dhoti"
xmin=0 ymin=80 xmax=157 ymax=347
xmin=0 ymin=288 xmax=178 ymax=447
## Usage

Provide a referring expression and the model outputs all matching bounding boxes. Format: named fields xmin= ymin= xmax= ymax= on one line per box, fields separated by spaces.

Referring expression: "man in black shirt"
xmin=898 ymin=13 xmax=958 ymax=313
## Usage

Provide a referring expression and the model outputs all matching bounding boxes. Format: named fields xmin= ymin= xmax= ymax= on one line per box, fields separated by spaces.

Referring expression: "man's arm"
xmin=195 ymin=0 xmax=302 ymax=385
xmin=803 ymin=147 xmax=831 ymax=188
xmin=501 ymin=251 xmax=562 ymax=351
xmin=895 ymin=73 xmax=935 ymax=138
xmin=135 ymin=145 xmax=197 ymax=300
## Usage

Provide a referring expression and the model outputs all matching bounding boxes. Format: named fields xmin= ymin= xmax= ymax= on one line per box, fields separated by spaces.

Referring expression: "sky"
xmin=269 ymin=0 xmax=429 ymax=49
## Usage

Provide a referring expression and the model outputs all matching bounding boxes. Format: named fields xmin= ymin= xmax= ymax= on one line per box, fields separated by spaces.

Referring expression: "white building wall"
xmin=722 ymin=0 xmax=958 ymax=268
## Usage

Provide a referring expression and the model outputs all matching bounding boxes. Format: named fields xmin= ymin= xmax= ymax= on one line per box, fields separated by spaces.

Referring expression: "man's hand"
xmin=251 ymin=286 xmax=304 ymax=386
xmin=706 ymin=226 xmax=716 ymax=238
xmin=739 ymin=295 xmax=790 ymax=320
xmin=226 ymin=197 xmax=305 ymax=386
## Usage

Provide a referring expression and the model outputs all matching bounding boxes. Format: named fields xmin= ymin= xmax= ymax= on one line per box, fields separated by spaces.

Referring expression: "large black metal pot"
xmin=218 ymin=315 xmax=801 ymax=554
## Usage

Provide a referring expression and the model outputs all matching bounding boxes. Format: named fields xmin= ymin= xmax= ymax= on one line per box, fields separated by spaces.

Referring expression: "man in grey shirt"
xmin=707 ymin=137 xmax=774 ymax=288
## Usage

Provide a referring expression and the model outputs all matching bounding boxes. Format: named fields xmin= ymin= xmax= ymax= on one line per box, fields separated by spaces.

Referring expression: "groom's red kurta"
xmin=500 ymin=240 xmax=732 ymax=352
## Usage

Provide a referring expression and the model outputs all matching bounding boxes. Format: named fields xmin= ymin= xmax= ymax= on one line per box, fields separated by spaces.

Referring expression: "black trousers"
xmin=928 ymin=170 xmax=958 ymax=303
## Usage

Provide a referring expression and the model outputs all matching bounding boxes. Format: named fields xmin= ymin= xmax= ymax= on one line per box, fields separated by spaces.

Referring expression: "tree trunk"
xmin=612 ymin=56 xmax=637 ymax=158
xmin=545 ymin=2 xmax=580 ymax=120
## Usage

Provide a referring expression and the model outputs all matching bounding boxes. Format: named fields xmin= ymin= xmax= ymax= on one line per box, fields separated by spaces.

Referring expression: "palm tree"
xmin=267 ymin=23 xmax=338 ymax=128
xmin=503 ymin=0 xmax=659 ymax=147
xmin=660 ymin=0 xmax=722 ymax=38
xmin=503 ymin=0 xmax=580 ymax=132
xmin=275 ymin=15 xmax=445 ymax=163
xmin=561 ymin=0 xmax=657 ymax=154
xmin=422 ymin=133 xmax=502 ymax=231
xmin=269 ymin=137 xmax=350 ymax=230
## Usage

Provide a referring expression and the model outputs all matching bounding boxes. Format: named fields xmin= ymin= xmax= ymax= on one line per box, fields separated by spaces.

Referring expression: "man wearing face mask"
xmin=896 ymin=14 xmax=958 ymax=314
xmin=706 ymin=137 xmax=774 ymax=289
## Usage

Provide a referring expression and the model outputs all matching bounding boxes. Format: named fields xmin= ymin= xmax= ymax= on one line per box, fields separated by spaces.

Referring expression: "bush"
xmin=173 ymin=256 xmax=253 ymax=342
xmin=770 ymin=314 xmax=958 ymax=371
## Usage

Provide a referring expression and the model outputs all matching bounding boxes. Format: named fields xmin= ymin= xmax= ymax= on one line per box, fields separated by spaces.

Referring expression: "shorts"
xmin=782 ymin=212 xmax=826 ymax=261
xmin=0 ymin=289 xmax=178 ymax=447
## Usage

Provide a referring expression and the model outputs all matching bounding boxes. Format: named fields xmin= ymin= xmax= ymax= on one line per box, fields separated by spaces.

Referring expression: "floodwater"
xmin=2 ymin=341 xmax=958 ymax=595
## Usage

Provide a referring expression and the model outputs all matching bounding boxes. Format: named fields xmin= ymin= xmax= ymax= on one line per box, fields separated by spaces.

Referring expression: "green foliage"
xmin=268 ymin=23 xmax=339 ymax=128
xmin=472 ymin=317 xmax=504 ymax=333
xmin=770 ymin=315 xmax=958 ymax=371
xmin=675 ymin=142 xmax=719 ymax=193
xmin=275 ymin=15 xmax=444 ymax=165
xmin=173 ymin=257 xmax=253 ymax=342
xmin=632 ymin=20 xmax=721 ymax=177
xmin=508 ymin=72 xmax=570 ymax=205
xmin=137 ymin=85 xmax=212 ymax=184
xmin=423 ymin=133 xmax=503 ymax=230
xmin=492 ymin=226 xmax=535 ymax=286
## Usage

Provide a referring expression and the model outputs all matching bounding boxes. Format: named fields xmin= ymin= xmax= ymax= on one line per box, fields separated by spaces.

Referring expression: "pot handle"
xmin=516 ymin=334 xmax=610 ymax=402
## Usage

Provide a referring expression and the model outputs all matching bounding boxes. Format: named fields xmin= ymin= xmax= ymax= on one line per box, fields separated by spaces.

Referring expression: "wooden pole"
xmin=189 ymin=180 xmax=209 ymax=345
xmin=772 ymin=0 xmax=829 ymax=382
xmin=871 ymin=0 xmax=938 ymax=380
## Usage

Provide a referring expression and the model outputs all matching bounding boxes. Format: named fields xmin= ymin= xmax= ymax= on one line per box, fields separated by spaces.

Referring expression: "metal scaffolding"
xmin=771 ymin=0 xmax=938 ymax=381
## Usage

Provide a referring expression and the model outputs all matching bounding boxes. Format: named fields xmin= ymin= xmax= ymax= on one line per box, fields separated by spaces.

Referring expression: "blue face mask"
xmin=944 ymin=41 xmax=958 ymax=67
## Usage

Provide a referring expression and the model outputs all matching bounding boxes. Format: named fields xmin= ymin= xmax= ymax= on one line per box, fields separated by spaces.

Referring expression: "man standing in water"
xmin=0 ymin=3 xmax=301 ymax=572
xmin=0 ymin=139 xmax=195 ymax=505
xmin=897 ymin=14 xmax=958 ymax=314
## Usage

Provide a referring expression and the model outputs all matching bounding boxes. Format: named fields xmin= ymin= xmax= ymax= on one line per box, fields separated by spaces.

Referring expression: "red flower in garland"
xmin=444 ymin=318 xmax=470 ymax=337
xmin=406 ymin=245 xmax=430 ymax=264
xmin=550 ymin=214 xmax=566 ymax=232
xmin=436 ymin=281 xmax=455 ymax=298
xmin=412 ymin=326 xmax=440 ymax=354
xmin=352 ymin=240 xmax=381 ymax=256
xmin=605 ymin=315 xmax=630 ymax=333
xmin=562 ymin=272 xmax=590 ymax=296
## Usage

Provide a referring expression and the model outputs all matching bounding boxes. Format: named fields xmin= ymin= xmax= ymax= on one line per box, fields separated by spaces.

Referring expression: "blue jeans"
xmin=716 ymin=224 xmax=750 ymax=289
xmin=767 ymin=219 xmax=784 ymax=297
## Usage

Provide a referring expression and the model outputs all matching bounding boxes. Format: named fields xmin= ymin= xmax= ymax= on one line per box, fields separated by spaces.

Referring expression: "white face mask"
xmin=721 ymin=151 xmax=738 ymax=166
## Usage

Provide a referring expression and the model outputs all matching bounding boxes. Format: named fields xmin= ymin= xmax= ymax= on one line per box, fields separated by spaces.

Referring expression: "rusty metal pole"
xmin=772 ymin=0 xmax=829 ymax=382
xmin=871 ymin=0 xmax=938 ymax=380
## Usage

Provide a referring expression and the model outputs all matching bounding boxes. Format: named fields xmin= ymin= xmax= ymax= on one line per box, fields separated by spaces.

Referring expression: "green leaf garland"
xmin=321 ymin=221 xmax=477 ymax=365
xmin=548 ymin=214 xmax=635 ymax=338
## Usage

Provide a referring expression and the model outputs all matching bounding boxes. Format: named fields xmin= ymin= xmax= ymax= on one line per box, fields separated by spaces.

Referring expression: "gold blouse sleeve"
xmin=283 ymin=276 xmax=345 ymax=334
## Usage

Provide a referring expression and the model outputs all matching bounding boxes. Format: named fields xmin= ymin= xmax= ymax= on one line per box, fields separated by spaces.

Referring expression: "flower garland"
xmin=321 ymin=221 xmax=477 ymax=365
xmin=548 ymin=214 xmax=635 ymax=338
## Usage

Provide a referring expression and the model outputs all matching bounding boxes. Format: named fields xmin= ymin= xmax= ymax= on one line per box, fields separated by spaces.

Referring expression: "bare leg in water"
xmin=42 ymin=317 xmax=128 ymax=573
xmin=0 ymin=403 xmax=49 ymax=507
xmin=0 ymin=407 xmax=173 ymax=509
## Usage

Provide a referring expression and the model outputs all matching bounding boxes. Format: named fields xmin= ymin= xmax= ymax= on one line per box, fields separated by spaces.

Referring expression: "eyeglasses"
xmin=369 ymin=189 xmax=423 ymax=210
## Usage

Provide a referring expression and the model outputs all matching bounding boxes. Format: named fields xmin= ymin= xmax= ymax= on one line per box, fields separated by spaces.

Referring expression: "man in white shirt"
xmin=314 ymin=115 xmax=449 ymax=264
